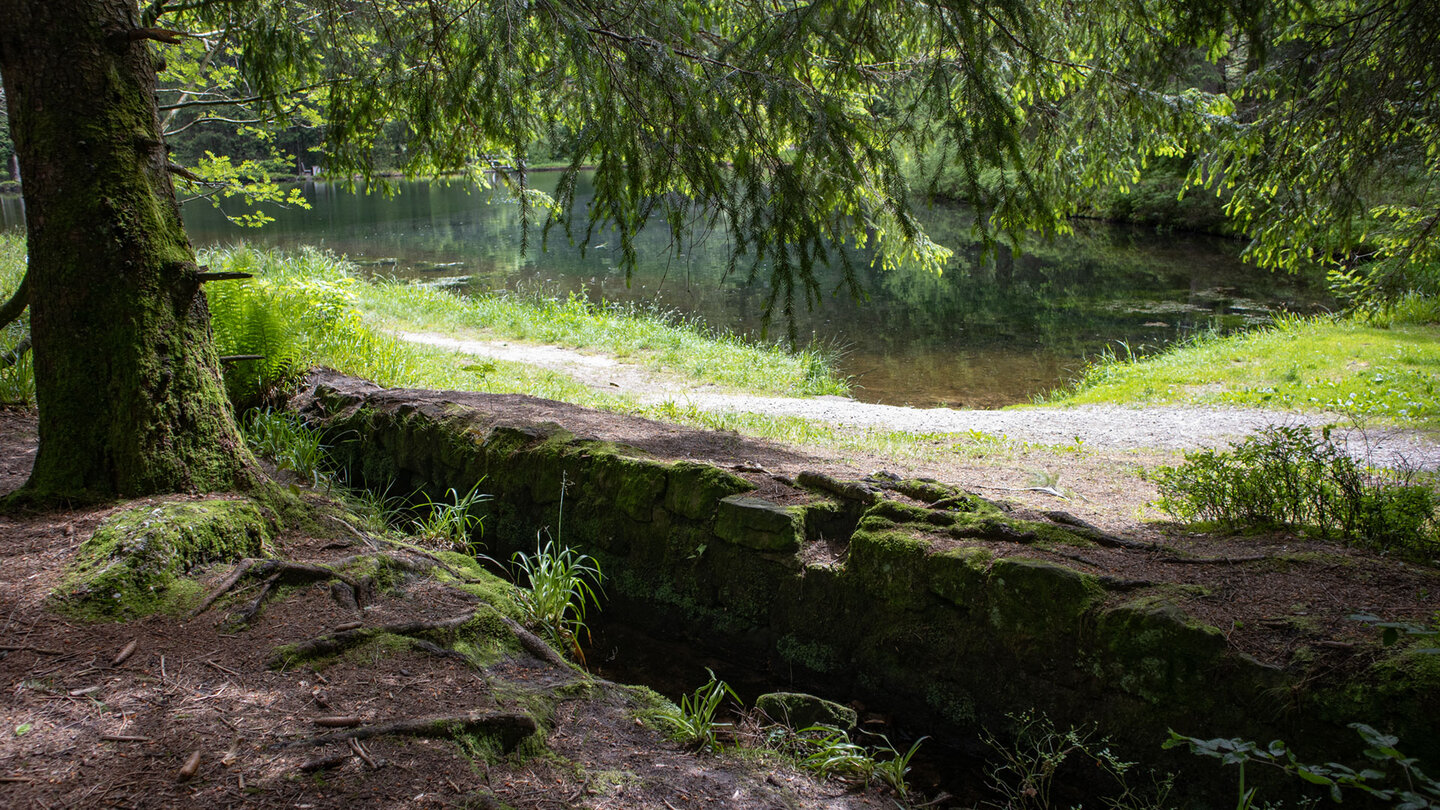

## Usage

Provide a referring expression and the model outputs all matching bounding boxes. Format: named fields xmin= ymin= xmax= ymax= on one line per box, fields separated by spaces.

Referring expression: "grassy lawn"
xmin=1042 ymin=309 xmax=1440 ymax=429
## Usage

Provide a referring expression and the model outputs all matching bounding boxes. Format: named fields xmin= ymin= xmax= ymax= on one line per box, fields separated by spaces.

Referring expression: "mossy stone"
xmin=929 ymin=546 xmax=993 ymax=608
xmin=714 ymin=495 xmax=803 ymax=552
xmin=987 ymin=558 xmax=1103 ymax=639
xmin=666 ymin=462 xmax=752 ymax=521
xmin=756 ymin=692 xmax=857 ymax=731
xmin=1096 ymin=596 xmax=1227 ymax=703
xmin=53 ymin=498 xmax=271 ymax=620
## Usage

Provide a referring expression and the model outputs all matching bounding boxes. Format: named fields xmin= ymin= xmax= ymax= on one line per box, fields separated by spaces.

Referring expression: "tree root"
xmin=326 ymin=515 xmax=482 ymax=583
xmin=795 ymin=470 xmax=879 ymax=504
xmin=1043 ymin=510 xmax=1163 ymax=551
xmin=498 ymin=615 xmax=570 ymax=670
xmin=1159 ymin=553 xmax=1270 ymax=565
xmin=279 ymin=709 xmax=537 ymax=752
xmin=193 ymin=558 xmax=367 ymax=622
xmin=269 ymin=612 xmax=482 ymax=667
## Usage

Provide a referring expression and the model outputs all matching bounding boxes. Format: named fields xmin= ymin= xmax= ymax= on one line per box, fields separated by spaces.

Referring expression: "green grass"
xmin=1042 ymin=312 xmax=1440 ymax=429
xmin=353 ymin=275 xmax=849 ymax=398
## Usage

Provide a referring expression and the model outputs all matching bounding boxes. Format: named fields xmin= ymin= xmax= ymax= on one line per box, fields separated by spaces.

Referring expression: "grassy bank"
xmin=199 ymin=246 xmax=1046 ymax=462
xmin=1043 ymin=306 xmax=1440 ymax=429
xmin=351 ymin=270 xmax=847 ymax=398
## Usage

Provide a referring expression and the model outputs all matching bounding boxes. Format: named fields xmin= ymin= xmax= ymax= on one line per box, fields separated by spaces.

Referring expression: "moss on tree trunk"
xmin=0 ymin=0 xmax=256 ymax=498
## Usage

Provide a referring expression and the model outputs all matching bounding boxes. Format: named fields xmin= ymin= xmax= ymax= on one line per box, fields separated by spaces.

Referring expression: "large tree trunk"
xmin=0 ymin=0 xmax=256 ymax=498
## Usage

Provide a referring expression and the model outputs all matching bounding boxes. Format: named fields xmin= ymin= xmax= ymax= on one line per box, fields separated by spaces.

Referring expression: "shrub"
xmin=1152 ymin=426 xmax=1439 ymax=559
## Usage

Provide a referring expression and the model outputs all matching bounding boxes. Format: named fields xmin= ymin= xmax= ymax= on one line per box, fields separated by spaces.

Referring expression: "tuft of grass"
xmin=654 ymin=670 xmax=739 ymax=752
xmin=241 ymin=408 xmax=329 ymax=485
xmin=410 ymin=481 xmax=491 ymax=553
xmin=510 ymin=537 xmax=604 ymax=662
xmin=1042 ymin=312 xmax=1440 ymax=429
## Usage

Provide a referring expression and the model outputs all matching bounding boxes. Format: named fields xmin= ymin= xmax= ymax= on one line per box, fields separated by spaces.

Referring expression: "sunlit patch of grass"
xmin=352 ymin=277 xmax=849 ymax=397
xmin=1041 ymin=313 xmax=1440 ymax=429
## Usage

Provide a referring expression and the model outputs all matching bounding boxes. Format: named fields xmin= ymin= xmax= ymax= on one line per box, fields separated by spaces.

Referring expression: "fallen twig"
xmin=349 ymin=737 xmax=383 ymax=769
xmin=204 ymin=659 xmax=242 ymax=677
xmin=100 ymin=734 xmax=152 ymax=743
xmin=0 ymin=645 xmax=62 ymax=655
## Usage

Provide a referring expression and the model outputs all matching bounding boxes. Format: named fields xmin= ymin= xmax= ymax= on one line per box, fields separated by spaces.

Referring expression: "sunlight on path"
xmin=394 ymin=331 xmax=1440 ymax=469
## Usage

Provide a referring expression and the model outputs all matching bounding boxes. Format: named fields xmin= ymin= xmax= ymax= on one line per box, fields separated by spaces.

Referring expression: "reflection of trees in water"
xmin=180 ymin=178 xmax=1328 ymax=404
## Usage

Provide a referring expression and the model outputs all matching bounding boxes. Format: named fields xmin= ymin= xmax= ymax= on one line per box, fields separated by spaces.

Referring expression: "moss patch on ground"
xmin=51 ymin=498 xmax=272 ymax=620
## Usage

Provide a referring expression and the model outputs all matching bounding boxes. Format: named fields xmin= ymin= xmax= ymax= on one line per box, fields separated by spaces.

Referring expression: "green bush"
xmin=1152 ymin=426 xmax=1439 ymax=559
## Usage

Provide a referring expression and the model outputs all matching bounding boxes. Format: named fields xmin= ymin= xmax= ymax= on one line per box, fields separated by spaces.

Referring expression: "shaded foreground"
xmin=297 ymin=371 xmax=1439 ymax=801
xmin=0 ymin=410 xmax=892 ymax=809
xmin=1 ymin=370 xmax=1437 ymax=807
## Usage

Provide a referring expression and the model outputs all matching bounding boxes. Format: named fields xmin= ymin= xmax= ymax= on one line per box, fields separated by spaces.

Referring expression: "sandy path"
xmin=396 ymin=330 xmax=1440 ymax=469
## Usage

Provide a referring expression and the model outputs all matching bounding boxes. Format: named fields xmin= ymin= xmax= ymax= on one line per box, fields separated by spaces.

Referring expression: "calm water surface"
xmin=2 ymin=176 xmax=1328 ymax=406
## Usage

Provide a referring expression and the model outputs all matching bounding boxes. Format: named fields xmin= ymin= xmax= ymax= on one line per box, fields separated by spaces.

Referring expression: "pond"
xmin=2 ymin=175 xmax=1329 ymax=406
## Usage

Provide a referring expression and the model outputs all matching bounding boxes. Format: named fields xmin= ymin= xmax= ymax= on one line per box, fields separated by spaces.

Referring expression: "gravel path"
xmin=398 ymin=330 xmax=1440 ymax=469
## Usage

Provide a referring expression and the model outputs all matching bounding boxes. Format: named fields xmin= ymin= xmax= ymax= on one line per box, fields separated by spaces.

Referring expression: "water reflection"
xmin=0 ymin=175 xmax=1329 ymax=406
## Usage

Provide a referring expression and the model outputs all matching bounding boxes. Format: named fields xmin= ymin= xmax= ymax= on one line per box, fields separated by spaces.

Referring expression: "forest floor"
xmin=1 ymin=353 xmax=1438 ymax=808
xmin=0 ymin=411 xmax=899 ymax=810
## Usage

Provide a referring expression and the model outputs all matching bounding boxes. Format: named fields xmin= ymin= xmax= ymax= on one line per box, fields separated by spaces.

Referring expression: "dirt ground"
xmin=0 ymin=411 xmax=896 ymax=810
xmin=0 ymin=385 xmax=1436 ymax=810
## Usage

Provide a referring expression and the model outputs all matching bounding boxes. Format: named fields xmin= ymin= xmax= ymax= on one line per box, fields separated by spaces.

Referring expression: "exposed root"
xmin=1043 ymin=510 xmax=1163 ymax=551
xmin=795 ymin=470 xmax=879 ymax=504
xmin=190 ymin=558 xmax=256 ymax=617
xmin=239 ymin=572 xmax=282 ymax=625
xmin=277 ymin=710 xmax=537 ymax=751
xmin=194 ymin=558 xmax=367 ymax=621
xmin=326 ymin=515 xmax=482 ymax=582
xmin=498 ymin=615 xmax=571 ymax=670
xmin=1159 ymin=553 xmax=1270 ymax=565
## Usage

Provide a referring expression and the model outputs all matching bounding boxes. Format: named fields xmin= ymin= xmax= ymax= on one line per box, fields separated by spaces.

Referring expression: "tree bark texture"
xmin=0 ymin=0 xmax=255 ymax=497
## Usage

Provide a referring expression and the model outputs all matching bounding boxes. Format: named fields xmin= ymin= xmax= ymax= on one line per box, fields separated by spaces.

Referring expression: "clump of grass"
xmin=655 ymin=670 xmax=739 ymax=752
xmin=510 ymin=537 xmax=603 ymax=662
xmin=241 ymin=408 xmax=329 ymax=485
xmin=1152 ymin=425 xmax=1439 ymax=559
xmin=410 ymin=481 xmax=491 ymax=552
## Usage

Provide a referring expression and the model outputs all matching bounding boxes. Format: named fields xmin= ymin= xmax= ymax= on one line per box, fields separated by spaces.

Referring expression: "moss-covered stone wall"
xmin=297 ymin=373 xmax=1439 ymax=792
